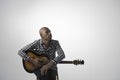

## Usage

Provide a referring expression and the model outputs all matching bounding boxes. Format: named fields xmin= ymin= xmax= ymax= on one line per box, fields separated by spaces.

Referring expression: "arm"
xmin=53 ymin=41 xmax=65 ymax=64
xmin=18 ymin=40 xmax=38 ymax=61
xmin=45 ymin=41 xmax=65 ymax=67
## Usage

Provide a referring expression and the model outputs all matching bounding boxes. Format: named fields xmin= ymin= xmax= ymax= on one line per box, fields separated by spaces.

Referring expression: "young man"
xmin=18 ymin=27 xmax=65 ymax=80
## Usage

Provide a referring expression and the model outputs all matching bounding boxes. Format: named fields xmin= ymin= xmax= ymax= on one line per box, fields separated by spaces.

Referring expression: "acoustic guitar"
xmin=22 ymin=51 xmax=84 ymax=73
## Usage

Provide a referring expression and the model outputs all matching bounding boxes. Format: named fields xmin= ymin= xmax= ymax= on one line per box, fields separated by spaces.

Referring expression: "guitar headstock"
xmin=73 ymin=59 xmax=84 ymax=65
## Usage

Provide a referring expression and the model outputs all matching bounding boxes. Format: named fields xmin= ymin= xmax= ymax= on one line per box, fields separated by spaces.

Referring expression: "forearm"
xmin=53 ymin=41 xmax=65 ymax=64
xmin=53 ymin=53 xmax=65 ymax=64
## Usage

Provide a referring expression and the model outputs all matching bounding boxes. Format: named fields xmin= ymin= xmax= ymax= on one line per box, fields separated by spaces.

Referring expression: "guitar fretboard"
xmin=59 ymin=61 xmax=73 ymax=64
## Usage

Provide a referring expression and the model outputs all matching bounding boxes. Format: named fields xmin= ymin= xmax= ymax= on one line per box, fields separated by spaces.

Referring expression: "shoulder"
xmin=51 ymin=39 xmax=60 ymax=47
xmin=51 ymin=39 xmax=59 ymax=43
xmin=33 ymin=39 xmax=40 ymax=43
xmin=30 ymin=39 xmax=40 ymax=45
xmin=36 ymin=39 xmax=40 ymax=42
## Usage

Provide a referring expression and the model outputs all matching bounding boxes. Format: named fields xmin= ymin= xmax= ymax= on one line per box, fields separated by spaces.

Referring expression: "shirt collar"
xmin=40 ymin=39 xmax=52 ymax=50
xmin=40 ymin=39 xmax=43 ymax=45
xmin=40 ymin=39 xmax=52 ymax=45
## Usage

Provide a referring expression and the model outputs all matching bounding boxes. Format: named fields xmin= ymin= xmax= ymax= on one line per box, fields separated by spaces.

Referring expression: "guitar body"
xmin=23 ymin=51 xmax=50 ymax=73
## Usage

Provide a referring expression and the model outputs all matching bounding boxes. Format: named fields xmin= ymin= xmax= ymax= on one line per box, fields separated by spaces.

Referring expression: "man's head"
xmin=39 ymin=27 xmax=52 ymax=45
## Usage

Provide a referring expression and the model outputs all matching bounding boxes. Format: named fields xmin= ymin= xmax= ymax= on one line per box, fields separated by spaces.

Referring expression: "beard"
xmin=41 ymin=33 xmax=52 ymax=46
xmin=42 ymin=37 xmax=52 ymax=46
xmin=44 ymin=40 xmax=50 ymax=45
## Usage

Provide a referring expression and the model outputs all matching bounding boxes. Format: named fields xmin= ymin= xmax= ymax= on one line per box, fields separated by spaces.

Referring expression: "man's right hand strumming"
xmin=28 ymin=57 xmax=40 ymax=67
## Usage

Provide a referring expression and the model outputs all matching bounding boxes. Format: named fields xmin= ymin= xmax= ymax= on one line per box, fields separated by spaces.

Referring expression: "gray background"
xmin=0 ymin=0 xmax=120 ymax=80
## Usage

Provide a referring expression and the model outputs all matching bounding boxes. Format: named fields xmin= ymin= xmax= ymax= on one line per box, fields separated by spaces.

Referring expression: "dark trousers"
xmin=34 ymin=69 xmax=58 ymax=80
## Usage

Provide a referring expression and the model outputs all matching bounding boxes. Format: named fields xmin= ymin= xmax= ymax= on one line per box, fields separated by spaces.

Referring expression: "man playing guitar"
xmin=18 ymin=27 xmax=65 ymax=80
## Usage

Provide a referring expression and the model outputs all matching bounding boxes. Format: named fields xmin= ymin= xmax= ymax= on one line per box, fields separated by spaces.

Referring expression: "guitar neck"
xmin=59 ymin=60 xmax=84 ymax=65
xmin=59 ymin=61 xmax=73 ymax=64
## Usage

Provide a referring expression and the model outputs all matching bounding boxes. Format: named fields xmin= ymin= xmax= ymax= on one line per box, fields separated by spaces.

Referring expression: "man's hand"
xmin=40 ymin=61 xmax=54 ymax=76
xmin=29 ymin=57 xmax=40 ymax=67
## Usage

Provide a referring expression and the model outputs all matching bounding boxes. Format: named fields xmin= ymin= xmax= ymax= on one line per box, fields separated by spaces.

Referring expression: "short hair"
xmin=39 ymin=27 xmax=50 ymax=36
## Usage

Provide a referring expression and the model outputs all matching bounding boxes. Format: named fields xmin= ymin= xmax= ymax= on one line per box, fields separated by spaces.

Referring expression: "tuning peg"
xmin=81 ymin=60 xmax=84 ymax=64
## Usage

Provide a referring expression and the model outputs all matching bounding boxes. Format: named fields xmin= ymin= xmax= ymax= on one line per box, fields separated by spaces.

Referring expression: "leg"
xmin=34 ymin=69 xmax=48 ymax=80
xmin=47 ymin=69 xmax=58 ymax=80
xmin=36 ymin=77 xmax=40 ymax=80
xmin=34 ymin=69 xmax=58 ymax=80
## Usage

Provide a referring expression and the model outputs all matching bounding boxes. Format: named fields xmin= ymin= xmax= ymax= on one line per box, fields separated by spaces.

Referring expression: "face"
xmin=40 ymin=29 xmax=52 ymax=41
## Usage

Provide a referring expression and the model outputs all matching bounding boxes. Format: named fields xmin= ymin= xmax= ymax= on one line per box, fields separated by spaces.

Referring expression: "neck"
xmin=42 ymin=39 xmax=51 ymax=47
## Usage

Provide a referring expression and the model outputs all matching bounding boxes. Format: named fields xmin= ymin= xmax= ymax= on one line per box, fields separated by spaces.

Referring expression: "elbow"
xmin=18 ymin=49 xmax=21 ymax=56
xmin=18 ymin=49 xmax=24 ymax=57
xmin=63 ymin=54 xmax=65 ymax=59
xmin=61 ymin=53 xmax=65 ymax=60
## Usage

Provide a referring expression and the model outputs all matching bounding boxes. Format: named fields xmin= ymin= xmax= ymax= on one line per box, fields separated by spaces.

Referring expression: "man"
xmin=18 ymin=27 xmax=65 ymax=80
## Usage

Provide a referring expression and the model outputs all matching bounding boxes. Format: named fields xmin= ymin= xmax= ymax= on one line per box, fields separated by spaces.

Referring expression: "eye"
xmin=45 ymin=30 xmax=50 ymax=34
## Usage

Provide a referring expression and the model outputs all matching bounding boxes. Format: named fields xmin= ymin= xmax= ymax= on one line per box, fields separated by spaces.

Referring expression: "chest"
xmin=29 ymin=42 xmax=57 ymax=55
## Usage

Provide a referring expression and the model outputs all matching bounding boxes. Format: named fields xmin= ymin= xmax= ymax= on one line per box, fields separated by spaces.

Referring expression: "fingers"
xmin=44 ymin=69 xmax=48 ymax=75
xmin=40 ymin=69 xmax=44 ymax=76
xmin=40 ymin=67 xmax=48 ymax=76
